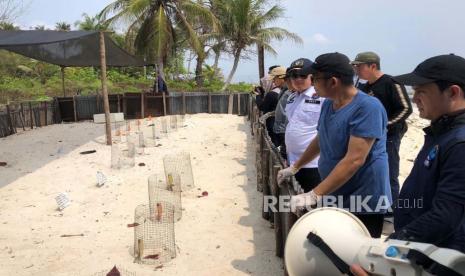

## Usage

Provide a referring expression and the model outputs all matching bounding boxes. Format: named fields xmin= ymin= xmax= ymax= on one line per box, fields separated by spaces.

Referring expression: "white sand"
xmin=0 ymin=114 xmax=283 ymax=276
xmin=0 ymin=111 xmax=430 ymax=275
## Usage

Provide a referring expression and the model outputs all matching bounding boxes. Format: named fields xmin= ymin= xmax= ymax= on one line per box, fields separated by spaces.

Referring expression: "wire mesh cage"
xmin=133 ymin=203 xmax=176 ymax=265
xmin=163 ymin=152 xmax=195 ymax=191
xmin=161 ymin=118 xmax=168 ymax=135
xmin=91 ymin=265 xmax=136 ymax=276
xmin=148 ymin=174 xmax=182 ymax=221
xmin=169 ymin=115 xmax=178 ymax=131
xmin=111 ymin=139 xmax=135 ymax=169
xmin=177 ymin=115 xmax=185 ymax=128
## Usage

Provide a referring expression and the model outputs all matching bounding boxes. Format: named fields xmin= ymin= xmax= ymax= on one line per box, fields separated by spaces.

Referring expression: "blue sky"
xmin=16 ymin=0 xmax=465 ymax=83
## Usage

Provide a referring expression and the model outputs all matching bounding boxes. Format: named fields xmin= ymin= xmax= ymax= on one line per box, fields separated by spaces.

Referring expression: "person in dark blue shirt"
xmin=351 ymin=53 xmax=465 ymax=276
xmin=278 ymin=53 xmax=392 ymax=238
xmin=389 ymin=54 xmax=465 ymax=253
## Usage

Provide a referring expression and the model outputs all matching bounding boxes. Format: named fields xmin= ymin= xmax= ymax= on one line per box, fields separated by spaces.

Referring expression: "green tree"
xmin=100 ymin=0 xmax=217 ymax=80
xmin=74 ymin=13 xmax=109 ymax=31
xmin=217 ymin=0 xmax=302 ymax=91
xmin=0 ymin=21 xmax=18 ymax=30
xmin=55 ymin=21 xmax=71 ymax=31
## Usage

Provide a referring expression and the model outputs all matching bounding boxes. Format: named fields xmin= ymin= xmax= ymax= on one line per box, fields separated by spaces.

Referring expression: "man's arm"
xmin=292 ymin=134 xmax=321 ymax=169
xmin=313 ymin=135 xmax=375 ymax=195
xmin=390 ymin=143 xmax=465 ymax=244
xmin=388 ymin=82 xmax=412 ymax=126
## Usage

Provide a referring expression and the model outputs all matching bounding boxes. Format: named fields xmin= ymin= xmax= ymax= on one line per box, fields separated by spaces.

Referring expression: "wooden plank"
xmin=237 ymin=93 xmax=241 ymax=116
xmin=140 ymin=93 xmax=145 ymax=119
xmin=227 ymin=94 xmax=234 ymax=114
xmin=273 ymin=165 xmax=284 ymax=257
xmin=208 ymin=92 xmax=212 ymax=114
xmin=162 ymin=92 xmax=167 ymax=116
xmin=122 ymin=95 xmax=127 ymax=116
xmin=6 ymin=104 xmax=15 ymax=134
xmin=20 ymin=103 xmax=25 ymax=131
xmin=182 ymin=92 xmax=186 ymax=115
xmin=72 ymin=96 xmax=78 ymax=122
xmin=117 ymin=94 xmax=121 ymax=113
xmin=44 ymin=102 xmax=48 ymax=126
xmin=256 ymin=127 xmax=262 ymax=192
xmin=262 ymin=148 xmax=270 ymax=220
xmin=29 ymin=102 xmax=34 ymax=129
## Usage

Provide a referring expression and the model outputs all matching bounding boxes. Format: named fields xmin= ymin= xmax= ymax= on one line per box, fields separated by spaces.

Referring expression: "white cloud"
xmin=311 ymin=33 xmax=330 ymax=44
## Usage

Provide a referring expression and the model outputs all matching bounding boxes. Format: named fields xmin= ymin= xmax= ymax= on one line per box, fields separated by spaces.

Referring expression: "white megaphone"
xmin=285 ymin=207 xmax=465 ymax=276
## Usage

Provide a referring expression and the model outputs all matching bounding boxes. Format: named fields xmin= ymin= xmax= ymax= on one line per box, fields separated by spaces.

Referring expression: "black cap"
xmin=288 ymin=58 xmax=313 ymax=75
xmin=393 ymin=54 xmax=465 ymax=86
xmin=309 ymin=52 xmax=354 ymax=76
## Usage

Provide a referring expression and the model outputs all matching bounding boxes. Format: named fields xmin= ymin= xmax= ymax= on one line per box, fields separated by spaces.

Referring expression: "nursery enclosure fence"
xmin=0 ymin=92 xmax=250 ymax=138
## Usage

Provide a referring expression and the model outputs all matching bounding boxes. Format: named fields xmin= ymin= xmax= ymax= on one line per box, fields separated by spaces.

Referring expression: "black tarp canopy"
xmin=0 ymin=30 xmax=149 ymax=67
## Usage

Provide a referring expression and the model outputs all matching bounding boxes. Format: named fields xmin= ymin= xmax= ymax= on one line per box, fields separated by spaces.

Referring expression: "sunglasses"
xmin=310 ymin=75 xmax=331 ymax=83
xmin=290 ymin=73 xmax=309 ymax=80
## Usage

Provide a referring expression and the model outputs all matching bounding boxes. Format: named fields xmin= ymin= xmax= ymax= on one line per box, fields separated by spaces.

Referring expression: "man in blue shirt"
xmin=278 ymin=53 xmax=391 ymax=237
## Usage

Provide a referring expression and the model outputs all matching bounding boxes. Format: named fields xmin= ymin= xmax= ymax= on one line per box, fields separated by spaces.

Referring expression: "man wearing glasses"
xmin=352 ymin=52 xmax=413 ymax=212
xmin=278 ymin=53 xmax=391 ymax=237
xmin=282 ymin=58 xmax=324 ymax=193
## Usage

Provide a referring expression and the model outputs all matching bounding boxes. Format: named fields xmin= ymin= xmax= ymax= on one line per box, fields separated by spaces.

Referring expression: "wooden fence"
xmin=0 ymin=92 xmax=249 ymax=138
xmin=248 ymin=96 xmax=299 ymax=275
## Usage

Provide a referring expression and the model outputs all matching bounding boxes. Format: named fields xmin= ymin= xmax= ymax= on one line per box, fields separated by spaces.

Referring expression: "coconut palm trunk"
xmin=222 ymin=48 xmax=242 ymax=91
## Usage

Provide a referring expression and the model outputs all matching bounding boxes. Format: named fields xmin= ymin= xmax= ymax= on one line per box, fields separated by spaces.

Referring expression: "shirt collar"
xmin=423 ymin=108 xmax=465 ymax=137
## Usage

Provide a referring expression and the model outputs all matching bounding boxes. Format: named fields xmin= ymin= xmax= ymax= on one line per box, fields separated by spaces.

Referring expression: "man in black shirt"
xmin=352 ymin=52 xmax=413 ymax=208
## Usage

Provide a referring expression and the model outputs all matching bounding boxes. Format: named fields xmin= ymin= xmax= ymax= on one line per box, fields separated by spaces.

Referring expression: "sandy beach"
xmin=0 ymin=111 xmax=428 ymax=275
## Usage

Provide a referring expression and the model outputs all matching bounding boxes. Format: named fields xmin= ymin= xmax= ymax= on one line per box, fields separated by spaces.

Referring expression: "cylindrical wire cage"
xmin=133 ymin=203 xmax=176 ymax=265
xmin=170 ymin=115 xmax=178 ymax=131
xmin=163 ymin=152 xmax=195 ymax=191
xmin=148 ymin=174 xmax=182 ymax=221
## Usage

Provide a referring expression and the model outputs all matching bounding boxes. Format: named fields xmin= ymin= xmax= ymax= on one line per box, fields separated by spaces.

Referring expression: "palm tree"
xmin=99 ymin=0 xmax=217 ymax=80
xmin=217 ymin=0 xmax=302 ymax=91
xmin=74 ymin=13 xmax=109 ymax=31
xmin=55 ymin=21 xmax=71 ymax=31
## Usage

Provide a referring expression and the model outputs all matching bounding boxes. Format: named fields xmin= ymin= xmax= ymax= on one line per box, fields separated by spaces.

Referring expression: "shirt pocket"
xmin=298 ymin=103 xmax=321 ymax=126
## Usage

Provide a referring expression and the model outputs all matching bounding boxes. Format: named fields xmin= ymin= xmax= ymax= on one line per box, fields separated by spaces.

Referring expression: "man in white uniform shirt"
xmin=285 ymin=58 xmax=324 ymax=192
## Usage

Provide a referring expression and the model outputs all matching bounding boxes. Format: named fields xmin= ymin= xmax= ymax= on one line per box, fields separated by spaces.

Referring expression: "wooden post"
xmin=44 ymin=101 xmax=48 ymax=126
xmin=261 ymin=148 xmax=270 ymax=220
xmin=6 ymin=104 xmax=15 ymax=135
xmin=117 ymin=94 xmax=121 ymax=113
xmin=122 ymin=95 xmax=127 ymax=116
xmin=20 ymin=103 xmax=26 ymax=131
xmin=237 ymin=94 xmax=241 ymax=115
xmin=72 ymin=96 xmax=78 ymax=122
xmin=227 ymin=94 xmax=234 ymax=114
xmin=140 ymin=92 xmax=145 ymax=119
xmin=29 ymin=102 xmax=34 ymax=129
xmin=256 ymin=127 xmax=262 ymax=192
xmin=162 ymin=92 xmax=167 ymax=116
xmin=208 ymin=92 xmax=212 ymax=114
xmin=99 ymin=31 xmax=112 ymax=146
xmin=268 ymin=157 xmax=275 ymax=224
xmin=182 ymin=92 xmax=186 ymax=115
xmin=61 ymin=66 xmax=66 ymax=97
xmin=273 ymin=165 xmax=283 ymax=257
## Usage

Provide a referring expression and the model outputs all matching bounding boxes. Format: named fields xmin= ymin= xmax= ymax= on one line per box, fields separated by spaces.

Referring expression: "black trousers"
xmin=295 ymin=168 xmax=321 ymax=192
xmin=355 ymin=214 xmax=384 ymax=238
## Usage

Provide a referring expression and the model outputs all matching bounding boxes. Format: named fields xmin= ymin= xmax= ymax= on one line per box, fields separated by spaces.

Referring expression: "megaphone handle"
xmin=307 ymin=232 xmax=355 ymax=276
xmin=406 ymin=249 xmax=462 ymax=276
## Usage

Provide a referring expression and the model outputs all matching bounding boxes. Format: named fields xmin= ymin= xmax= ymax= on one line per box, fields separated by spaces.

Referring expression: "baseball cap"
xmin=350 ymin=51 xmax=380 ymax=65
xmin=287 ymin=58 xmax=313 ymax=75
xmin=308 ymin=52 xmax=354 ymax=76
xmin=267 ymin=66 xmax=287 ymax=80
xmin=393 ymin=54 xmax=465 ymax=86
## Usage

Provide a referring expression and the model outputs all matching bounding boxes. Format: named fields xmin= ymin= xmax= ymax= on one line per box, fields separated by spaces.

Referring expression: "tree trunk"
xmin=157 ymin=55 xmax=165 ymax=80
xmin=213 ymin=49 xmax=220 ymax=74
xmin=195 ymin=54 xmax=204 ymax=87
xmin=222 ymin=49 xmax=242 ymax=92
xmin=257 ymin=43 xmax=265 ymax=81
